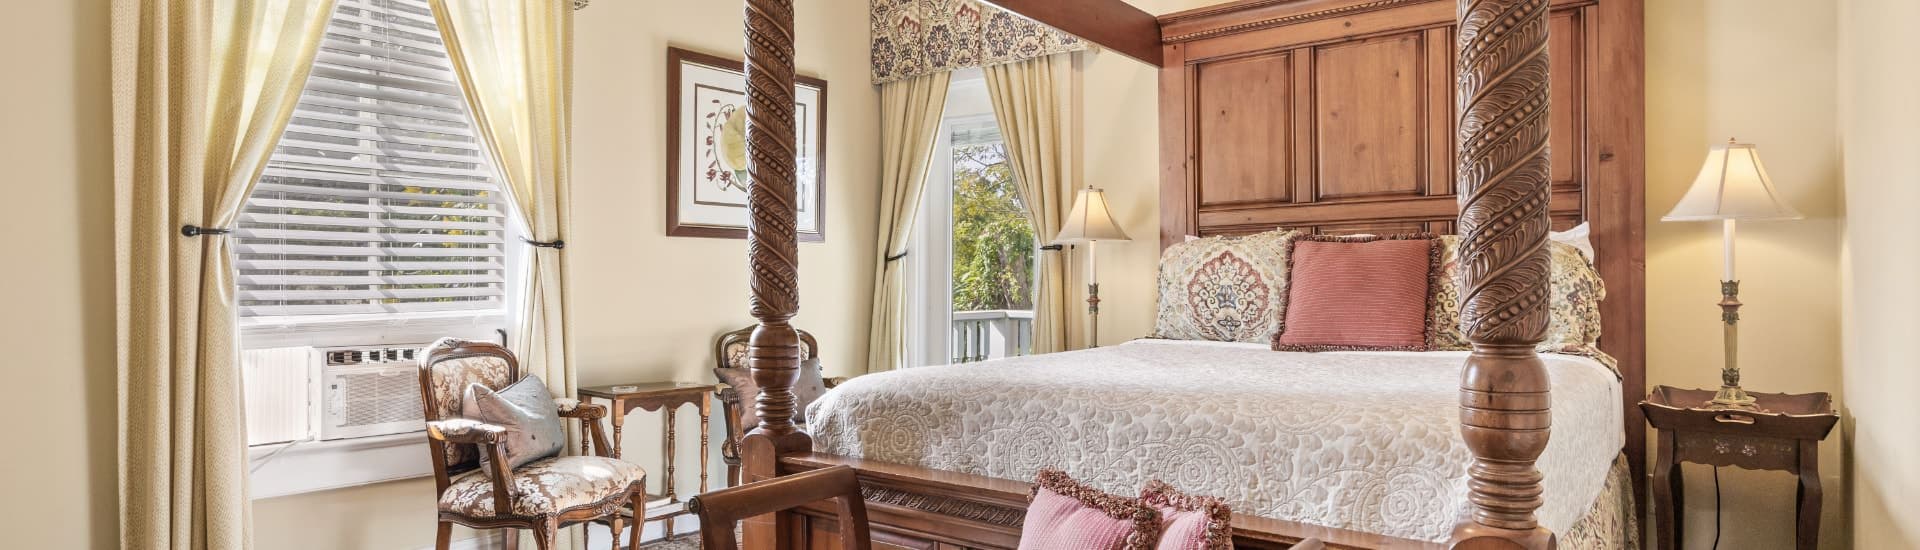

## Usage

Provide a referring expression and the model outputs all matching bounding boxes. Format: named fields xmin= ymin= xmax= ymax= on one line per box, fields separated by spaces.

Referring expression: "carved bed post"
xmin=1453 ymin=0 xmax=1554 ymax=548
xmin=739 ymin=0 xmax=810 ymax=547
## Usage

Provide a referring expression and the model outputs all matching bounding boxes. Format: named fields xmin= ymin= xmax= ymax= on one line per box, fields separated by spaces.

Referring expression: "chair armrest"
xmin=554 ymin=398 xmax=606 ymax=421
xmin=426 ymin=419 xmax=506 ymax=445
xmin=555 ymin=397 xmax=616 ymax=458
xmin=824 ymin=376 xmax=849 ymax=389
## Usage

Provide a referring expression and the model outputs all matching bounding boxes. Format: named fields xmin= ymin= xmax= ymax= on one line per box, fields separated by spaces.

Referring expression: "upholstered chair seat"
xmin=438 ymin=455 xmax=647 ymax=517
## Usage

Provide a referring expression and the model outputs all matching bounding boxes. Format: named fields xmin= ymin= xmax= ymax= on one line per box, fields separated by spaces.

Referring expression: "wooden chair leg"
xmin=435 ymin=522 xmax=452 ymax=550
xmin=628 ymin=491 xmax=646 ymax=550
xmin=535 ymin=519 xmax=558 ymax=550
xmin=502 ymin=529 xmax=519 ymax=550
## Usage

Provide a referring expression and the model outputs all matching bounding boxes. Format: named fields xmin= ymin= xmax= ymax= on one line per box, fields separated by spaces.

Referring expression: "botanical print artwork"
xmin=869 ymin=0 xmax=1086 ymax=84
xmin=669 ymin=48 xmax=827 ymax=241
xmin=698 ymin=92 xmax=748 ymax=204
xmin=1184 ymin=252 xmax=1271 ymax=342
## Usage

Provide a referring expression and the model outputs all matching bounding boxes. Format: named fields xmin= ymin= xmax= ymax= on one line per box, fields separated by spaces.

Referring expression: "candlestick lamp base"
xmin=1707 ymin=385 xmax=1759 ymax=410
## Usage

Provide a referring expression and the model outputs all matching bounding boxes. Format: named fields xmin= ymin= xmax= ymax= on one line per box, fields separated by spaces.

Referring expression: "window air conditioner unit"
xmin=319 ymin=344 xmax=431 ymax=441
xmin=241 ymin=344 xmax=433 ymax=446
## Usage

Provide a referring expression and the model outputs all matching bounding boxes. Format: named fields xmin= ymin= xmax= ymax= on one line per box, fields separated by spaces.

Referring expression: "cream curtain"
xmin=432 ymin=1 xmax=579 ymax=546
xmin=431 ymin=0 xmax=575 ymax=409
xmin=984 ymin=53 xmax=1077 ymax=353
xmin=866 ymin=72 xmax=952 ymax=372
xmin=111 ymin=0 xmax=335 ymax=548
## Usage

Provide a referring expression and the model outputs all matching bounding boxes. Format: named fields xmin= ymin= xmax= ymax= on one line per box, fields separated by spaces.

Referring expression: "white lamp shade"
xmin=1663 ymin=141 xmax=1803 ymax=222
xmin=1053 ymin=187 xmax=1131 ymax=243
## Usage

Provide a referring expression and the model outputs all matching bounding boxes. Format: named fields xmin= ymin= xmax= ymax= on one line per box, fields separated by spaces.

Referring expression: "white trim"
xmin=910 ymin=120 xmax=956 ymax=368
xmin=248 ymin=432 xmax=431 ymax=499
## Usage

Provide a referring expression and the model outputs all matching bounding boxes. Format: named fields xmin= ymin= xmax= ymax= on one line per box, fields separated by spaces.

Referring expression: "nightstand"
xmin=1641 ymin=386 xmax=1838 ymax=550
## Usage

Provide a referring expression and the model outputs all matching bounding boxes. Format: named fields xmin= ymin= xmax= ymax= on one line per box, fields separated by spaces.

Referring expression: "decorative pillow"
xmin=1272 ymin=234 xmax=1441 ymax=351
xmin=1139 ymin=480 xmax=1232 ymax=550
xmin=713 ymin=357 xmax=830 ymax=428
xmin=1019 ymin=469 xmax=1162 ymax=550
xmin=462 ymin=375 xmax=567 ymax=470
xmin=1552 ymin=222 xmax=1596 ymax=265
xmin=1152 ymin=229 xmax=1302 ymax=343
xmin=1430 ymin=236 xmax=1610 ymax=365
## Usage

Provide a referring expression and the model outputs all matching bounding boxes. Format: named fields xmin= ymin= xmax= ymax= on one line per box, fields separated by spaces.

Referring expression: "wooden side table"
xmin=578 ymin=382 xmax=713 ymax=543
xmin=1641 ymin=386 xmax=1838 ymax=550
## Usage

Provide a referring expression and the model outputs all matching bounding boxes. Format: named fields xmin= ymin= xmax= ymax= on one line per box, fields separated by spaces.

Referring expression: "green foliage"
xmin=950 ymin=144 xmax=1035 ymax=312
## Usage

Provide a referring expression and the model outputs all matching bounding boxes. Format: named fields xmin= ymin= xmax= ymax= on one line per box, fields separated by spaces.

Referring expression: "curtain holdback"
xmin=181 ymin=224 xmax=232 ymax=237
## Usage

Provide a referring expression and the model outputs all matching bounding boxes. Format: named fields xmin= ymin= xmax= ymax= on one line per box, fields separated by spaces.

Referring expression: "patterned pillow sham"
xmin=1151 ymin=229 xmax=1302 ymax=343
xmin=1430 ymin=235 xmax=1612 ymax=369
xmin=1020 ymin=469 xmax=1163 ymax=550
xmin=1139 ymin=480 xmax=1232 ymax=550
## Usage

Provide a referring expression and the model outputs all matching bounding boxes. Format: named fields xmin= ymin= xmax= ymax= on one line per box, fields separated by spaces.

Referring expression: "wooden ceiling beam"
xmin=977 ymin=0 xmax=1165 ymax=66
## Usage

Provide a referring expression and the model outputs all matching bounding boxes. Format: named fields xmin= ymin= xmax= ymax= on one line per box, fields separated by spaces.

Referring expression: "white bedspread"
xmin=806 ymin=340 xmax=1622 ymax=543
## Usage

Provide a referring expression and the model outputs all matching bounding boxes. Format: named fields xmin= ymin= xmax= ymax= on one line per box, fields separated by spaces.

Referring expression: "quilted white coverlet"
xmin=807 ymin=340 xmax=1623 ymax=543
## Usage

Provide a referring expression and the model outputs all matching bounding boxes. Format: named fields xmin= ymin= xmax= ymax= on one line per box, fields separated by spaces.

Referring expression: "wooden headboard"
xmin=1155 ymin=0 xmax=1647 ymax=511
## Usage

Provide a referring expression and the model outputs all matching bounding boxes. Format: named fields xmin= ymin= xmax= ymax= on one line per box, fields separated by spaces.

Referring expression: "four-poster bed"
xmin=731 ymin=0 xmax=1644 ymax=548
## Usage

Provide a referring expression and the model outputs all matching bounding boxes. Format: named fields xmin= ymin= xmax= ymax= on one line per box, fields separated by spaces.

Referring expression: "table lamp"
xmin=1662 ymin=138 xmax=1803 ymax=409
xmin=1053 ymin=186 xmax=1130 ymax=347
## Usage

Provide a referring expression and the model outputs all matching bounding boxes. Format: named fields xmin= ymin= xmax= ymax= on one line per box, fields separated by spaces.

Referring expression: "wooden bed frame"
xmin=728 ymin=0 xmax=1645 ymax=548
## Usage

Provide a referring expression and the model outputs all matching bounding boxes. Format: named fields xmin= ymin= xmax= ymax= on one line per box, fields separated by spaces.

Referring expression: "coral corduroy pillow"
xmin=1272 ymin=234 xmax=1440 ymax=351
xmin=1139 ymin=480 xmax=1232 ymax=550
xmin=1019 ymin=470 xmax=1163 ymax=550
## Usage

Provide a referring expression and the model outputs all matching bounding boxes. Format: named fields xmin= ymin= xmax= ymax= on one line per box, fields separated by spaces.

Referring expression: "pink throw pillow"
xmin=1273 ymin=234 xmax=1440 ymax=351
xmin=1139 ymin=480 xmax=1233 ymax=550
xmin=1019 ymin=470 xmax=1163 ymax=550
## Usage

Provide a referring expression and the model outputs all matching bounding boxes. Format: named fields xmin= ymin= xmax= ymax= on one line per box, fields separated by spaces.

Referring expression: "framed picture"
xmin=667 ymin=46 xmax=828 ymax=242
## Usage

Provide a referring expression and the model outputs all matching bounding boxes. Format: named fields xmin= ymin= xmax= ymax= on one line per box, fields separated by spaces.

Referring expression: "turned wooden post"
xmin=1453 ymin=0 xmax=1554 ymax=548
xmin=740 ymin=0 xmax=811 ymax=547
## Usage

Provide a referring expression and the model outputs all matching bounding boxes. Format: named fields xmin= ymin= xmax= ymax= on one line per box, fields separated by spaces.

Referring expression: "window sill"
xmin=248 ymin=432 xmax=432 ymax=500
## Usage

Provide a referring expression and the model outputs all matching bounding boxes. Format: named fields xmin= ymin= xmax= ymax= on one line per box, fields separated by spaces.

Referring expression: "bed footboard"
xmin=777 ymin=454 xmax=1439 ymax=550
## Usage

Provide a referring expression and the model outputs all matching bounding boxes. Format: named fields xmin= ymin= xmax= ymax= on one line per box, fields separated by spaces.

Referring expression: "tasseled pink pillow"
xmin=1018 ymin=470 xmax=1162 ymax=550
xmin=1140 ymin=480 xmax=1233 ymax=550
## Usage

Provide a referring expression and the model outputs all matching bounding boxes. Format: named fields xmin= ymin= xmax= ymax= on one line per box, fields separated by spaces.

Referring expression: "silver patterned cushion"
xmin=462 ymin=375 xmax=566 ymax=470
xmin=1430 ymin=236 xmax=1614 ymax=373
xmin=1152 ymin=229 xmax=1302 ymax=343
xmin=438 ymin=455 xmax=644 ymax=517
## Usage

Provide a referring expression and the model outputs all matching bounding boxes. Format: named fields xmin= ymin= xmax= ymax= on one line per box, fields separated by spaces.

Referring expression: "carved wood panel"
xmin=1313 ymin=33 xmax=1423 ymax=199
xmin=1197 ymin=52 xmax=1294 ymax=206
xmin=1168 ymin=3 xmax=1596 ymax=240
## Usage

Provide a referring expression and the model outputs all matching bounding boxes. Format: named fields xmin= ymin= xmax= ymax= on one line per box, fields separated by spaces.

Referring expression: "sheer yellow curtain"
xmin=866 ymin=72 xmax=952 ymax=372
xmin=983 ymin=53 xmax=1076 ymax=353
xmin=430 ymin=0 xmax=576 ymax=401
xmin=111 ymin=0 xmax=334 ymax=548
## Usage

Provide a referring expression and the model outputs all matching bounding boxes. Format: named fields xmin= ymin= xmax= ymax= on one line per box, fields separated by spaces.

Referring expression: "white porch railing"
xmin=951 ymin=309 xmax=1034 ymax=363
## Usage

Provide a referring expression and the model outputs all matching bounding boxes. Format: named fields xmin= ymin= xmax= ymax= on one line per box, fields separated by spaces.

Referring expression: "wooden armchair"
xmin=688 ymin=465 xmax=870 ymax=550
xmin=418 ymin=338 xmax=647 ymax=550
xmin=712 ymin=325 xmax=846 ymax=485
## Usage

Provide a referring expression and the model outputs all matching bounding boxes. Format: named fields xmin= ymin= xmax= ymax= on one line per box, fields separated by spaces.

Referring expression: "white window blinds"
xmin=238 ymin=0 xmax=512 ymax=319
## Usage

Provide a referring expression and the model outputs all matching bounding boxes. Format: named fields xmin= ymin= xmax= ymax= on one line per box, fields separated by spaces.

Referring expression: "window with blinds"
xmin=237 ymin=0 xmax=513 ymax=320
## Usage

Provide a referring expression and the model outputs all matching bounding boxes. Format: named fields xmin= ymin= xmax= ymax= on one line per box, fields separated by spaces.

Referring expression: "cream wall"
xmin=1088 ymin=1 xmax=1854 ymax=549
xmin=0 ymin=0 xmax=116 ymax=548
xmin=1838 ymin=0 xmax=1920 ymax=548
xmin=251 ymin=0 xmax=883 ymax=548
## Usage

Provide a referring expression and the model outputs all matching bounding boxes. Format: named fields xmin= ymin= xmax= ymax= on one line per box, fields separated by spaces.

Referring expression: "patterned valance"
xmin=870 ymin=0 xmax=1088 ymax=85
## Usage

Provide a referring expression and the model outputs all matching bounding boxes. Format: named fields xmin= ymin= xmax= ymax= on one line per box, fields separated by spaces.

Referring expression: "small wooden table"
xmin=578 ymin=382 xmax=713 ymax=542
xmin=1641 ymin=386 xmax=1838 ymax=550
